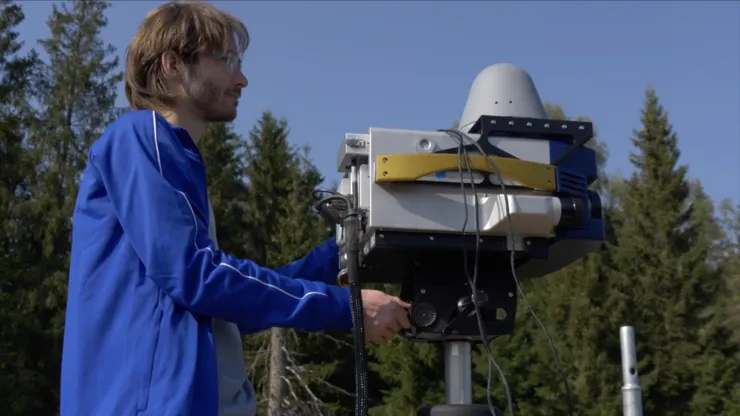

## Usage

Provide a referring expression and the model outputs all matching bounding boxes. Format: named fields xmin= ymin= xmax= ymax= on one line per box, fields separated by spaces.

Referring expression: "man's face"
xmin=184 ymin=37 xmax=247 ymax=123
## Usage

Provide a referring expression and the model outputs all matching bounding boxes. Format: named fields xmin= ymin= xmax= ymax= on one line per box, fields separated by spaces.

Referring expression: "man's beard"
xmin=185 ymin=72 xmax=238 ymax=123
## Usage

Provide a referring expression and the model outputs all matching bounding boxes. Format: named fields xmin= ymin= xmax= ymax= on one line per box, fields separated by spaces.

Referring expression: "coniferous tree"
xmin=607 ymin=88 xmax=739 ymax=414
xmin=238 ymin=112 xmax=294 ymax=415
xmin=31 ymin=0 xmax=121 ymax=409
xmin=0 ymin=0 xmax=121 ymax=413
xmin=29 ymin=0 xmax=122 ymax=302
xmin=717 ymin=200 xmax=740 ymax=346
xmin=268 ymin=159 xmax=330 ymax=415
xmin=199 ymin=122 xmax=250 ymax=258
xmin=369 ymin=340 xmax=445 ymax=415
xmin=237 ymin=111 xmax=350 ymax=415
xmin=0 ymin=0 xmax=36 ymax=304
xmin=0 ymin=1 xmax=47 ymax=414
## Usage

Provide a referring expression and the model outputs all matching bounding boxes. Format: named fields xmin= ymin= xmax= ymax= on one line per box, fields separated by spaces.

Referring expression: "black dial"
xmin=410 ymin=303 xmax=437 ymax=328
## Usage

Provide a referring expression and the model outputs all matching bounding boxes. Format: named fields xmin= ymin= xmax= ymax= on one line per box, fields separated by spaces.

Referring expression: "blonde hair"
xmin=124 ymin=0 xmax=249 ymax=110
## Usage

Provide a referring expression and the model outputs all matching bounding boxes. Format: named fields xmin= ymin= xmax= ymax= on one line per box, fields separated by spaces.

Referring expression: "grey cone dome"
xmin=458 ymin=63 xmax=547 ymax=132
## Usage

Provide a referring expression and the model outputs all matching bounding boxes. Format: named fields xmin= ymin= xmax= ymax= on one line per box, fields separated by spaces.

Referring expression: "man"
xmin=59 ymin=1 xmax=411 ymax=415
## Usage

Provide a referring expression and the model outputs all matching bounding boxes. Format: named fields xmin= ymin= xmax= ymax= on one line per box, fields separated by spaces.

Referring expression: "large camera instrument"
xmin=317 ymin=63 xmax=608 ymax=416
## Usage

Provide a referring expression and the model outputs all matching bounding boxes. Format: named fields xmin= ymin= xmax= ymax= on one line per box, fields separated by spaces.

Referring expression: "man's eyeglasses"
xmin=199 ymin=51 xmax=242 ymax=74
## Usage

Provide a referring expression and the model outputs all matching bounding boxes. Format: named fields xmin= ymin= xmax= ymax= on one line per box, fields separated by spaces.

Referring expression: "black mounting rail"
xmin=469 ymin=114 xmax=594 ymax=166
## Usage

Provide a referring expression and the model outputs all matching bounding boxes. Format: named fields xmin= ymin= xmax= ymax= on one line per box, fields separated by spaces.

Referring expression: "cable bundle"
xmin=313 ymin=190 xmax=369 ymax=416
xmin=440 ymin=127 xmax=574 ymax=416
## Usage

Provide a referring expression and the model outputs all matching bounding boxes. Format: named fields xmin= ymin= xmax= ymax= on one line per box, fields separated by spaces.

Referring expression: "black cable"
xmin=441 ymin=128 xmax=575 ymax=416
xmin=449 ymin=130 xmax=513 ymax=416
xmin=312 ymin=188 xmax=369 ymax=416
xmin=344 ymin=211 xmax=368 ymax=416
xmin=312 ymin=188 xmax=351 ymax=206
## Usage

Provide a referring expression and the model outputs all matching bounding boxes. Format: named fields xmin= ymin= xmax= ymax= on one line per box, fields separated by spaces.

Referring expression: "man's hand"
xmin=361 ymin=289 xmax=412 ymax=344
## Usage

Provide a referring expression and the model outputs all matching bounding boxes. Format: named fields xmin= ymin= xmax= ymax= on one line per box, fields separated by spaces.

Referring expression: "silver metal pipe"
xmin=444 ymin=341 xmax=472 ymax=404
xmin=620 ymin=326 xmax=643 ymax=416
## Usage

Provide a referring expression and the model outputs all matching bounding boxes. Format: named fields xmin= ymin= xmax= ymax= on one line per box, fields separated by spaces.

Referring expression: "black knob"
xmin=410 ymin=303 xmax=437 ymax=328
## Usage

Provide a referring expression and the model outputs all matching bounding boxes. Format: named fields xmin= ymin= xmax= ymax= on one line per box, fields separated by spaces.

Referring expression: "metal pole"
xmin=619 ymin=326 xmax=643 ymax=416
xmin=444 ymin=341 xmax=472 ymax=404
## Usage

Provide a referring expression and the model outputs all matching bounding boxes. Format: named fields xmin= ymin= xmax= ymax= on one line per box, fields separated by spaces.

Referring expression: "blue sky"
xmin=16 ymin=1 xmax=740 ymax=205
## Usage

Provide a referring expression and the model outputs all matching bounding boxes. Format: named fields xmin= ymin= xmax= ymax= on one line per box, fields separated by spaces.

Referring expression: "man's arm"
xmin=91 ymin=111 xmax=352 ymax=333
xmin=276 ymin=238 xmax=340 ymax=285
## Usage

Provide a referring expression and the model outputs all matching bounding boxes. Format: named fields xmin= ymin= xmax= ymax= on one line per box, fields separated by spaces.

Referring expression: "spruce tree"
xmin=238 ymin=111 xmax=351 ymax=415
xmin=0 ymin=1 xmax=48 ymax=414
xmin=199 ymin=122 xmax=250 ymax=258
xmin=717 ymin=199 xmax=740 ymax=412
xmin=29 ymin=0 xmax=122 ymax=304
xmin=0 ymin=0 xmax=122 ymax=412
xmin=718 ymin=200 xmax=740 ymax=346
xmin=608 ymin=87 xmax=738 ymax=414
xmin=35 ymin=0 xmax=120 ymax=409
xmin=369 ymin=340 xmax=445 ymax=415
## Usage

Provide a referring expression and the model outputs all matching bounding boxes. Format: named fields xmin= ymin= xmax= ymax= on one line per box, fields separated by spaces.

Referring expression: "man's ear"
xmin=161 ymin=51 xmax=183 ymax=79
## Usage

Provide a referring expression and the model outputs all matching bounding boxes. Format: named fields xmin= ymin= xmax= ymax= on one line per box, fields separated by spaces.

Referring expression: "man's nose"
xmin=235 ymin=69 xmax=248 ymax=89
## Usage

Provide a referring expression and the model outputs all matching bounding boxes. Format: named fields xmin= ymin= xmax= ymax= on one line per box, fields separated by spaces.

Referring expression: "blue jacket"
xmin=60 ymin=110 xmax=353 ymax=416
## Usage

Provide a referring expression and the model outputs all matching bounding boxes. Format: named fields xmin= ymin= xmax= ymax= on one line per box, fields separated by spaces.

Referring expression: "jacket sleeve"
xmin=276 ymin=238 xmax=341 ymax=285
xmin=90 ymin=112 xmax=352 ymax=333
